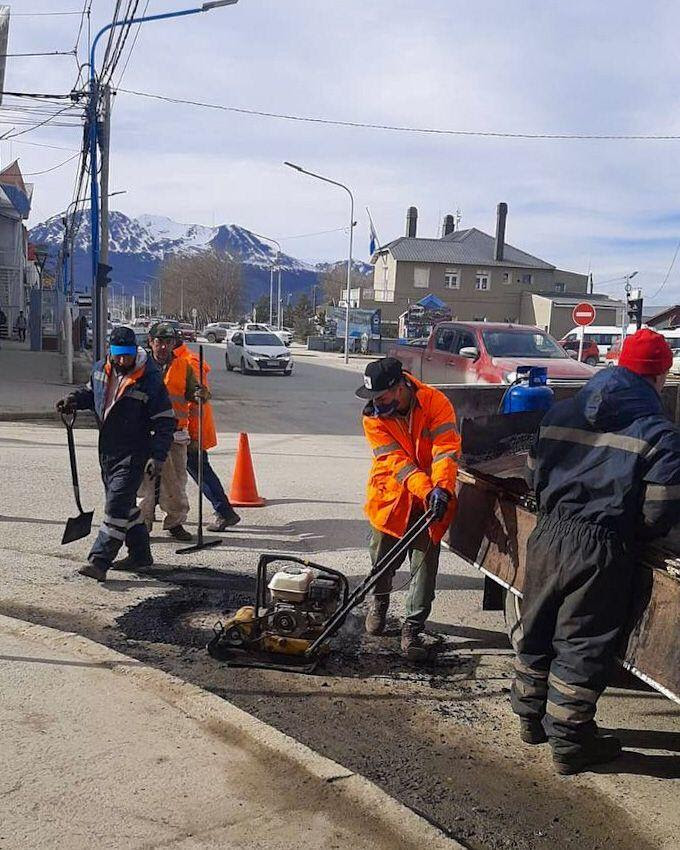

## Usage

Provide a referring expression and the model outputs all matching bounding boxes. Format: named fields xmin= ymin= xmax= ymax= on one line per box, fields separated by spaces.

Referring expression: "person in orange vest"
xmin=174 ymin=334 xmax=241 ymax=530
xmin=136 ymin=322 xmax=201 ymax=544
xmin=356 ymin=357 xmax=460 ymax=660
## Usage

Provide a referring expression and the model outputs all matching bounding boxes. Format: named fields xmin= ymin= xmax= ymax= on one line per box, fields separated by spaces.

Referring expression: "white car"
xmin=226 ymin=329 xmax=293 ymax=375
xmin=267 ymin=325 xmax=293 ymax=346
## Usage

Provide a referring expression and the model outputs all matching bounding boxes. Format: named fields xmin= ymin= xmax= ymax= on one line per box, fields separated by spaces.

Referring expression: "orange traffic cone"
xmin=229 ymin=432 xmax=265 ymax=507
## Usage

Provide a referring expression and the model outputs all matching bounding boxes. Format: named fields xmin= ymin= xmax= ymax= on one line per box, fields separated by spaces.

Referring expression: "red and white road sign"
xmin=572 ymin=302 xmax=596 ymax=327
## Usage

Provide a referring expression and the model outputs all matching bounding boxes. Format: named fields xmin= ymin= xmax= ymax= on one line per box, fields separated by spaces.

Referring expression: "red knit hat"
xmin=619 ymin=328 xmax=673 ymax=376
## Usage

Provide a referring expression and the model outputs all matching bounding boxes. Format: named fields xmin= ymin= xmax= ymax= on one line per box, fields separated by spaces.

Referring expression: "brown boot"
xmin=365 ymin=598 xmax=389 ymax=635
xmin=78 ymin=559 xmax=108 ymax=582
xmin=400 ymin=623 xmax=429 ymax=662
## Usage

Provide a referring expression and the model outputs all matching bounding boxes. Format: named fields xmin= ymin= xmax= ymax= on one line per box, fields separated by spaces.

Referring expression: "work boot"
xmin=552 ymin=734 xmax=622 ymax=775
xmin=78 ymin=558 xmax=108 ymax=582
xmin=168 ymin=525 xmax=192 ymax=541
xmin=111 ymin=551 xmax=154 ymax=572
xmin=400 ymin=622 xmax=429 ymax=662
xmin=207 ymin=511 xmax=241 ymax=532
xmin=365 ymin=598 xmax=389 ymax=635
xmin=519 ymin=717 xmax=548 ymax=745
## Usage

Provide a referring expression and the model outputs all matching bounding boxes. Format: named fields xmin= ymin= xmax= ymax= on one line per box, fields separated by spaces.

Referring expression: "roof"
xmin=376 ymin=227 xmax=555 ymax=270
xmin=532 ymin=292 xmax=625 ymax=307
xmin=0 ymin=161 xmax=31 ymax=219
xmin=643 ymin=305 xmax=680 ymax=323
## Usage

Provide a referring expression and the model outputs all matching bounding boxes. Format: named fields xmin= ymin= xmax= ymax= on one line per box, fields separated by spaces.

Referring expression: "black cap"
xmin=109 ymin=325 xmax=136 ymax=349
xmin=355 ymin=357 xmax=403 ymax=399
xmin=149 ymin=321 xmax=177 ymax=340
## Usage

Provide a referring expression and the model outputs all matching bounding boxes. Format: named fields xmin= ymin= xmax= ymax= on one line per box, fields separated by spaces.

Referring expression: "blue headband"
xmin=110 ymin=344 xmax=137 ymax=356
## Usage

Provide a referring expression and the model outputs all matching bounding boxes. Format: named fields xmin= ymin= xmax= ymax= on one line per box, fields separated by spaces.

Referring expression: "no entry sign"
xmin=572 ymin=302 xmax=596 ymax=327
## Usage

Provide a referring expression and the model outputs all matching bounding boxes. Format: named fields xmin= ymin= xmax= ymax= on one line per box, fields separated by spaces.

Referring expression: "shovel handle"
xmin=62 ymin=411 xmax=85 ymax=515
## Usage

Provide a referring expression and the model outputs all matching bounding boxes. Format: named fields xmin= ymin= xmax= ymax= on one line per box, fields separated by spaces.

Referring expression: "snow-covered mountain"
xmin=28 ymin=210 xmax=371 ymax=302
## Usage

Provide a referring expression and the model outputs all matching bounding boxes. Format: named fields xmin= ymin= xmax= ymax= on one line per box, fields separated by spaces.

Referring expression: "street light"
xmin=248 ymin=230 xmax=281 ymax=326
xmin=622 ymin=271 xmax=639 ymax=336
xmin=88 ymin=1 xmax=238 ymax=357
xmin=284 ymin=162 xmax=355 ymax=363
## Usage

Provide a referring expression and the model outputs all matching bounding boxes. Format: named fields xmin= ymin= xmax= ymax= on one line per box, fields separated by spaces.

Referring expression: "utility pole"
xmin=96 ymin=84 xmax=112 ymax=359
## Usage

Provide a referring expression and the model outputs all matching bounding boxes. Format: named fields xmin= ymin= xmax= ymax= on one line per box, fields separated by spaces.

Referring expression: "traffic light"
xmin=627 ymin=288 xmax=643 ymax=330
xmin=96 ymin=262 xmax=113 ymax=288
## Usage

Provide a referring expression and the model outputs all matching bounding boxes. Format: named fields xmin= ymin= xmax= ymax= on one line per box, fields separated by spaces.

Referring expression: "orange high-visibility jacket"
xmin=362 ymin=373 xmax=460 ymax=544
xmin=163 ymin=354 xmax=191 ymax=431
xmin=175 ymin=343 xmax=217 ymax=450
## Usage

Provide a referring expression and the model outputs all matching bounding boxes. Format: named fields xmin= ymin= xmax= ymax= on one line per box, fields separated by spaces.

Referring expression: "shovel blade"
xmin=61 ymin=511 xmax=95 ymax=545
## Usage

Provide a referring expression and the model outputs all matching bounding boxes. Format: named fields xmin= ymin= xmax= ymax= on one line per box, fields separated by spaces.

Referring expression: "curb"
xmin=0 ymin=613 xmax=460 ymax=849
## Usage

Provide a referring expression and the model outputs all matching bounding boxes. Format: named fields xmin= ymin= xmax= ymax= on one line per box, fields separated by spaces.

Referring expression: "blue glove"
xmin=427 ymin=487 xmax=451 ymax=521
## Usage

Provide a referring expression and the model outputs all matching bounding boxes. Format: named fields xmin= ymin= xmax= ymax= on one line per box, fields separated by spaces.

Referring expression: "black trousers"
xmin=511 ymin=514 xmax=634 ymax=755
xmin=88 ymin=453 xmax=150 ymax=566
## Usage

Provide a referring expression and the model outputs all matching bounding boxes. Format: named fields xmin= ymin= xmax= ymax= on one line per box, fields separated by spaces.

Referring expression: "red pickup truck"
xmin=388 ymin=321 xmax=597 ymax=384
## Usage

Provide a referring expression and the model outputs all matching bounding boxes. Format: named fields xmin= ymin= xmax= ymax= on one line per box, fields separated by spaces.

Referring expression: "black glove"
xmin=427 ymin=487 xmax=451 ymax=521
xmin=56 ymin=394 xmax=77 ymax=414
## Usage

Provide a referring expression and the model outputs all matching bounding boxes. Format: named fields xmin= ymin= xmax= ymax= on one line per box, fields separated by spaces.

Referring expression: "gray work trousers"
xmin=138 ymin=441 xmax=189 ymax=530
xmin=368 ymin=512 xmax=440 ymax=629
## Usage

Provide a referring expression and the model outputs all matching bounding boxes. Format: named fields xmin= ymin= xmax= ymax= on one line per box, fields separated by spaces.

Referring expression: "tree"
xmin=319 ymin=263 xmax=371 ymax=305
xmin=290 ymin=293 xmax=313 ymax=340
xmin=159 ymin=250 xmax=243 ymax=325
xmin=253 ymin=294 xmax=270 ymax=323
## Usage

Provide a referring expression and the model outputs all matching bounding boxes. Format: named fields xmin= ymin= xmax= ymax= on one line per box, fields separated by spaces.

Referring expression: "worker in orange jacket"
xmin=356 ymin=357 xmax=460 ymax=660
xmin=174 ymin=337 xmax=241 ymax=531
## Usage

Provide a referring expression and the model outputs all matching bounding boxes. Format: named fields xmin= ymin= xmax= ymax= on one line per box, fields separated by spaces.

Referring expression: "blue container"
xmin=501 ymin=366 xmax=554 ymax=414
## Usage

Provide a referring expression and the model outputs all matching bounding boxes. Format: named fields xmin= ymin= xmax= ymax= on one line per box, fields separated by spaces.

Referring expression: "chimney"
xmin=406 ymin=206 xmax=418 ymax=238
xmin=494 ymin=202 xmax=508 ymax=262
xmin=442 ymin=214 xmax=455 ymax=237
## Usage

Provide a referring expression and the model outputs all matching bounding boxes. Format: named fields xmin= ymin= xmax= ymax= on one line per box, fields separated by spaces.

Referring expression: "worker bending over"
xmin=356 ymin=357 xmax=460 ymax=660
xmin=137 ymin=322 xmax=203 ymax=544
xmin=174 ymin=333 xmax=241 ymax=531
xmin=56 ymin=326 xmax=174 ymax=581
xmin=513 ymin=328 xmax=680 ymax=775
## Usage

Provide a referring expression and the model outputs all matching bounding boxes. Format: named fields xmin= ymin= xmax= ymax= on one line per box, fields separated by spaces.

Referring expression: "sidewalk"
xmin=0 ymin=615 xmax=455 ymax=850
xmin=0 ymin=340 xmax=89 ymax=420
xmin=288 ymin=342 xmax=375 ymax=373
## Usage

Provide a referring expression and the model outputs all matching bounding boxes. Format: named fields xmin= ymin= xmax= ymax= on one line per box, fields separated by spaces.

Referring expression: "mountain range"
xmin=28 ymin=211 xmax=372 ymax=303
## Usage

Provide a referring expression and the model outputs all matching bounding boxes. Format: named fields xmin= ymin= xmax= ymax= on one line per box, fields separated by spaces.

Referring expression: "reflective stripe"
xmin=432 ymin=450 xmax=459 ymax=464
xmin=540 ymin=424 xmax=652 ymax=456
xmin=169 ymin=393 xmax=188 ymax=406
xmin=127 ymin=514 xmax=147 ymax=528
xmin=373 ymin=441 xmax=400 ymax=457
xmin=427 ymin=421 xmax=459 ymax=439
xmin=527 ymin=454 xmax=536 ymax=470
xmin=645 ymin=483 xmax=680 ymax=501
xmin=546 ymin=699 xmax=595 ymax=725
xmin=126 ymin=389 xmax=148 ymax=403
xmin=548 ymin=673 xmax=599 ymax=703
xmin=104 ymin=514 xmax=129 ymax=530
xmin=151 ymin=408 xmax=176 ymax=420
xmin=93 ymin=370 xmax=106 ymax=382
xmin=514 ymin=678 xmax=548 ymax=699
xmin=514 ymin=659 xmax=548 ymax=679
xmin=396 ymin=462 xmax=418 ymax=483
xmin=101 ymin=523 xmax=126 ymax=541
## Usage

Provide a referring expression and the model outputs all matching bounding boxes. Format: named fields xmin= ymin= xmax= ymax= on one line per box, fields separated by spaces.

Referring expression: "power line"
xmin=280 ymin=225 xmax=351 ymax=241
xmin=115 ymin=0 xmax=150 ymax=88
xmin=11 ymin=140 xmax=80 ymax=152
xmin=0 ymin=50 xmax=77 ymax=58
xmin=21 ymin=152 xmax=81 ymax=176
xmin=649 ymin=240 xmax=680 ymax=300
xmin=117 ymin=87 xmax=680 ymax=141
xmin=10 ymin=10 xmax=82 ymax=16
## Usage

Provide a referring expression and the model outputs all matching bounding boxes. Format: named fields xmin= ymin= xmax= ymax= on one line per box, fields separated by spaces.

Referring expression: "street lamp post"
xmin=88 ymin=0 xmax=238 ymax=357
xmin=248 ymin=230 xmax=281 ymax=327
xmin=622 ymin=270 xmax=638 ymax=337
xmin=284 ymin=162 xmax=354 ymax=363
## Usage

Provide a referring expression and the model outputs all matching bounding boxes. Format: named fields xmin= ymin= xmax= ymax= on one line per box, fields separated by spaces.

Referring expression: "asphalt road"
xmin=197 ymin=342 xmax=364 ymax=436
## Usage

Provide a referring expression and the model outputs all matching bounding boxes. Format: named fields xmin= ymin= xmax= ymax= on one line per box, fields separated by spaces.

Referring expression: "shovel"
xmin=61 ymin=411 xmax=94 ymax=544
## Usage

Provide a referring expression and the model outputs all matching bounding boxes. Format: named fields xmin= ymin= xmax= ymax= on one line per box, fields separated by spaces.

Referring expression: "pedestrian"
xmin=136 ymin=322 xmax=199 ymax=541
xmin=79 ymin=314 xmax=88 ymax=349
xmin=355 ymin=357 xmax=460 ymax=660
xmin=512 ymin=328 xmax=680 ymax=775
xmin=55 ymin=325 xmax=175 ymax=581
xmin=174 ymin=335 xmax=241 ymax=531
xmin=16 ymin=310 xmax=27 ymax=342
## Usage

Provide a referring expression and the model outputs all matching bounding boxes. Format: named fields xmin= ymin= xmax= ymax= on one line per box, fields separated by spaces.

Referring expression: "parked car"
xmin=558 ymin=335 xmax=601 ymax=366
xmin=267 ymin=325 xmax=293 ymax=346
xmin=388 ymin=321 xmax=597 ymax=384
xmin=203 ymin=321 xmax=239 ymax=343
xmin=561 ymin=325 xmax=625 ymax=359
xmin=226 ymin=329 xmax=293 ymax=375
xmin=179 ymin=323 xmax=197 ymax=342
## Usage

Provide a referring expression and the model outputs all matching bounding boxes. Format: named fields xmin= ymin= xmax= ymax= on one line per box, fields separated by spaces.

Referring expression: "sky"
xmin=6 ymin=1 xmax=680 ymax=304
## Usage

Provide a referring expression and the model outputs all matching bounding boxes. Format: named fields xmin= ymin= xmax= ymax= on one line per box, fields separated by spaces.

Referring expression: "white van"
xmin=561 ymin=326 xmax=626 ymax=359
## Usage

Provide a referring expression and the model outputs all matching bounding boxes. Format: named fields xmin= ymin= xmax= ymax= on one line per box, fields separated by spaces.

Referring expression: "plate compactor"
xmin=208 ymin=510 xmax=435 ymax=673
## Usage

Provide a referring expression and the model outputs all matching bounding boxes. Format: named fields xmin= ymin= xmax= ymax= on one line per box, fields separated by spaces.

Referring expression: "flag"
xmin=369 ymin=221 xmax=377 ymax=257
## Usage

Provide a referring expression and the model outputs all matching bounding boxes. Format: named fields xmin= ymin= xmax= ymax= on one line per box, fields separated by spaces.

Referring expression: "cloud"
xmin=10 ymin=0 xmax=680 ymax=302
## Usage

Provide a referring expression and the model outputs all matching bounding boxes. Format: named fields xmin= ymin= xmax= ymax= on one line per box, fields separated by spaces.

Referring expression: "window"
xmin=554 ymin=282 xmax=566 ymax=293
xmin=413 ymin=266 xmax=430 ymax=288
xmin=473 ymin=316 xmax=487 ymax=322
xmin=434 ymin=326 xmax=456 ymax=352
xmin=451 ymin=331 xmax=476 ymax=354
xmin=475 ymin=270 xmax=490 ymax=291
xmin=502 ymin=272 xmax=511 ymax=285
xmin=481 ymin=330 xmax=569 ymax=359
xmin=444 ymin=268 xmax=460 ymax=289
xmin=521 ymin=273 xmax=533 ymax=285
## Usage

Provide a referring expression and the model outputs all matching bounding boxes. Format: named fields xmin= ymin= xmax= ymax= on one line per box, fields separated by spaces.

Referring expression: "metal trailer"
xmin=439 ymin=382 xmax=680 ymax=705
